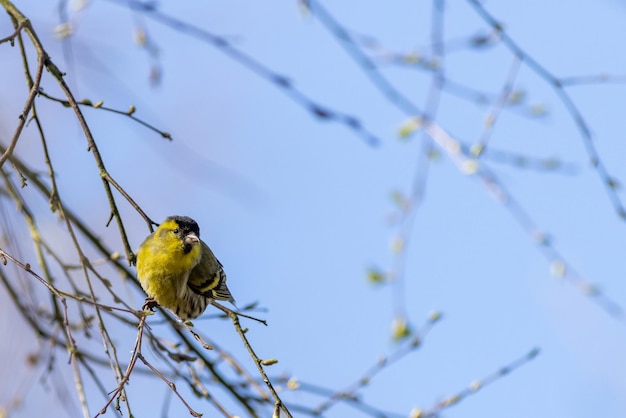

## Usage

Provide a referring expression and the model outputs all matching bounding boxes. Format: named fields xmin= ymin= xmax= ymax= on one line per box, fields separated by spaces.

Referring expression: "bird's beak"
xmin=184 ymin=232 xmax=199 ymax=246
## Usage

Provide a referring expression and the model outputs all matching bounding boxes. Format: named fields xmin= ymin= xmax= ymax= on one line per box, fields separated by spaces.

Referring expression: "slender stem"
xmin=211 ymin=302 xmax=293 ymax=418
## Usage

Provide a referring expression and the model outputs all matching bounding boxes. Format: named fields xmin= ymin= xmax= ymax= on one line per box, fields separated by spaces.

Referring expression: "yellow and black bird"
xmin=136 ymin=215 xmax=235 ymax=319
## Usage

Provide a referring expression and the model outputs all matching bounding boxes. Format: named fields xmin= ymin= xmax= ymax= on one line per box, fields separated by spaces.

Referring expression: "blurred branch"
xmin=307 ymin=0 xmax=421 ymax=116
xmin=559 ymin=74 xmax=626 ymax=86
xmin=303 ymin=0 xmax=625 ymax=324
xmin=478 ymin=147 xmax=579 ymax=174
xmin=355 ymin=34 xmax=549 ymax=120
xmin=423 ymin=121 xmax=625 ymax=322
xmin=268 ymin=319 xmax=538 ymax=418
xmin=420 ymin=347 xmax=541 ymax=417
xmin=0 ymin=247 xmax=89 ymax=417
xmin=104 ymin=0 xmax=381 ymax=146
xmin=472 ymin=56 xmax=522 ymax=156
xmin=313 ymin=311 xmax=442 ymax=416
xmin=466 ymin=0 xmax=626 ymax=221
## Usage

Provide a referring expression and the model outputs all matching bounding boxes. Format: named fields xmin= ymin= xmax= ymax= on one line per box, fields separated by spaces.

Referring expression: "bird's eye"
xmin=173 ymin=228 xmax=179 ymax=234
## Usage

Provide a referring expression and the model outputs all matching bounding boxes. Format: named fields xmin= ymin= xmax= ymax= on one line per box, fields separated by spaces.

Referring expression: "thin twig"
xmin=0 ymin=18 xmax=23 ymax=44
xmin=313 ymin=311 xmax=442 ymax=415
xmin=0 ymin=246 xmax=88 ymax=416
xmin=466 ymin=0 xmax=626 ymax=220
xmin=211 ymin=301 xmax=293 ymax=418
xmin=137 ymin=352 xmax=203 ymax=417
xmin=0 ymin=29 xmax=45 ymax=168
xmin=37 ymin=90 xmax=172 ymax=140
xmin=104 ymin=0 xmax=381 ymax=146
xmin=95 ymin=315 xmax=147 ymax=417
xmin=421 ymin=347 xmax=541 ymax=417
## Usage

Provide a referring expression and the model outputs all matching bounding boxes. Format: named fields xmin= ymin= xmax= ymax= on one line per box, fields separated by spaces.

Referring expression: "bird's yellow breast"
xmin=136 ymin=225 xmax=202 ymax=309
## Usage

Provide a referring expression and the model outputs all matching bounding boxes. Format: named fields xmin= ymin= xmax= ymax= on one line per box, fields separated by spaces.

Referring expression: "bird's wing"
xmin=187 ymin=241 xmax=235 ymax=303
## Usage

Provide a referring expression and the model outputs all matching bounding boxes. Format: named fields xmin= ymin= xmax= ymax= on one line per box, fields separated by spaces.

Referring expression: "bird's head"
xmin=157 ymin=215 xmax=201 ymax=257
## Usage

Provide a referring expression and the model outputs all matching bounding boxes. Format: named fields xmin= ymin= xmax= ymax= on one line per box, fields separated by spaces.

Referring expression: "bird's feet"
xmin=142 ymin=297 xmax=159 ymax=314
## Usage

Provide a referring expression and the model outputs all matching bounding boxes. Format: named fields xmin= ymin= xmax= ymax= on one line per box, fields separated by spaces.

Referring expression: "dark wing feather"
xmin=188 ymin=241 xmax=235 ymax=303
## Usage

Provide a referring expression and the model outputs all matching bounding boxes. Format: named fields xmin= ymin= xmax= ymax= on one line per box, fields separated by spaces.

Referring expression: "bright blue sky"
xmin=1 ymin=1 xmax=626 ymax=417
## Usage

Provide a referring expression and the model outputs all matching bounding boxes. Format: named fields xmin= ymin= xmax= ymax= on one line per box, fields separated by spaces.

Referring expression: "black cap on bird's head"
xmin=165 ymin=216 xmax=200 ymax=254
xmin=168 ymin=215 xmax=200 ymax=238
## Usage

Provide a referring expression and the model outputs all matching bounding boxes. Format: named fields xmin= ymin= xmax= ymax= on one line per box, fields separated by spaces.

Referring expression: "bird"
xmin=135 ymin=215 xmax=235 ymax=320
